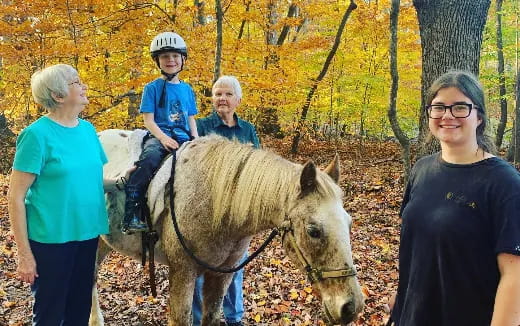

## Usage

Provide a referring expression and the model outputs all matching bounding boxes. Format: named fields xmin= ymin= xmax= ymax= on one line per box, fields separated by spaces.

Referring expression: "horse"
xmin=89 ymin=129 xmax=364 ymax=326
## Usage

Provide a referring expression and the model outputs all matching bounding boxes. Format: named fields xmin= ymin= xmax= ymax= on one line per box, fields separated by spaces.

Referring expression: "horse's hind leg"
xmin=89 ymin=238 xmax=113 ymax=326
xmin=201 ymin=272 xmax=234 ymax=326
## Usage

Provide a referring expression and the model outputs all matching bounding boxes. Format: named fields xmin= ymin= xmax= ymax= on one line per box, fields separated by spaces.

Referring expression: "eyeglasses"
xmin=68 ymin=80 xmax=83 ymax=87
xmin=426 ymin=103 xmax=474 ymax=119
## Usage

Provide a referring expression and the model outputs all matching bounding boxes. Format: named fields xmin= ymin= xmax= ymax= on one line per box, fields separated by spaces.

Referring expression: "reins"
xmin=168 ymin=153 xmax=279 ymax=273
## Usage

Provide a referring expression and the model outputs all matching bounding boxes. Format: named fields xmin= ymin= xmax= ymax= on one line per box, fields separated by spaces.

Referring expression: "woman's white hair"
xmin=31 ymin=64 xmax=78 ymax=111
xmin=212 ymin=75 xmax=242 ymax=99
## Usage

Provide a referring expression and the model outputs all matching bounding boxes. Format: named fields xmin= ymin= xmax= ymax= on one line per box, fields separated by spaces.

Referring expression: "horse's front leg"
xmin=168 ymin=269 xmax=197 ymax=326
xmin=89 ymin=238 xmax=113 ymax=326
xmin=201 ymin=272 xmax=234 ymax=326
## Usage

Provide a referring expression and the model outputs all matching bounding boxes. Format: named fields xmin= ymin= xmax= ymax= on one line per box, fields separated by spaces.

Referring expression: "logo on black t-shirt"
xmin=446 ymin=191 xmax=477 ymax=209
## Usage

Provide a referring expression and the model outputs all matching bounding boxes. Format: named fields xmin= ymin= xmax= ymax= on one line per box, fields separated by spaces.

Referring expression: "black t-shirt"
xmin=392 ymin=153 xmax=520 ymax=326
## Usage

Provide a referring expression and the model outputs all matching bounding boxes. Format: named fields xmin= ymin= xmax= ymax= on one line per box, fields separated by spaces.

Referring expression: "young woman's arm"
xmin=8 ymin=170 xmax=38 ymax=284
xmin=491 ymin=253 xmax=520 ymax=325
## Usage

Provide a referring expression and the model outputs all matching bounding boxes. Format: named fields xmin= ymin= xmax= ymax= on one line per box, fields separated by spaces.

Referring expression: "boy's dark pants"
xmin=125 ymin=136 xmax=171 ymax=200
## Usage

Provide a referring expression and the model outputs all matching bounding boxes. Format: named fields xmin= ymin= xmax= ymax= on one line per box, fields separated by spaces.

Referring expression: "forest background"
xmin=1 ymin=0 xmax=519 ymax=325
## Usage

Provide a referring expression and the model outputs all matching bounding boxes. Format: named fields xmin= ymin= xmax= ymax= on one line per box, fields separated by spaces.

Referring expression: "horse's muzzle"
xmin=324 ymin=296 xmax=361 ymax=326
xmin=340 ymin=299 xmax=357 ymax=323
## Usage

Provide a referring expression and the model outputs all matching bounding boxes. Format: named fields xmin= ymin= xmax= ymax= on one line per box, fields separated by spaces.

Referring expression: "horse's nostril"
xmin=341 ymin=300 xmax=356 ymax=323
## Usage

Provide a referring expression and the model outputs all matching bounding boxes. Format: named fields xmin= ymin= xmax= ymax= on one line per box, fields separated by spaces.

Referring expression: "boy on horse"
xmin=122 ymin=31 xmax=199 ymax=234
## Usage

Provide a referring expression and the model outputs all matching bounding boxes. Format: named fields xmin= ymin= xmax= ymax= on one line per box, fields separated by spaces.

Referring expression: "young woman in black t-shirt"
xmin=389 ymin=71 xmax=520 ymax=326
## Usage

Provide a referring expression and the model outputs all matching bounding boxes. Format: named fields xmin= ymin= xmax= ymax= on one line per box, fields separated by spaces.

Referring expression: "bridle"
xmin=279 ymin=219 xmax=357 ymax=283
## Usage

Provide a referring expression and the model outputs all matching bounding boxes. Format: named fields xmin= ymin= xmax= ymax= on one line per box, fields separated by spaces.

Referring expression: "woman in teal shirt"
xmin=7 ymin=64 xmax=129 ymax=325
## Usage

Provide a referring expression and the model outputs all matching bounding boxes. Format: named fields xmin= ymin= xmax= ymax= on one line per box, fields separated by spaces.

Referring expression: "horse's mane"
xmin=192 ymin=135 xmax=342 ymax=228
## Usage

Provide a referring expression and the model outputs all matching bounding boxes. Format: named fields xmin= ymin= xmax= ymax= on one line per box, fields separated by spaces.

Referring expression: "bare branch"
xmin=276 ymin=3 xmax=298 ymax=46
xmin=291 ymin=0 xmax=358 ymax=153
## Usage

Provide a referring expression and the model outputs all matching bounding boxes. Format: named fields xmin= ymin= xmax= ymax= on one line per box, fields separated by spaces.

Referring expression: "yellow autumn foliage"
xmin=0 ymin=0 xmax=422 ymax=138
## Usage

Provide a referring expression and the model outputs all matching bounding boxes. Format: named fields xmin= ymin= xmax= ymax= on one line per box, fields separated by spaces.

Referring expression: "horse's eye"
xmin=307 ymin=225 xmax=321 ymax=239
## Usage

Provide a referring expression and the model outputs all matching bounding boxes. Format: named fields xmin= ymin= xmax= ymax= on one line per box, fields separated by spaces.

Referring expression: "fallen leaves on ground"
xmin=0 ymin=136 xmax=403 ymax=325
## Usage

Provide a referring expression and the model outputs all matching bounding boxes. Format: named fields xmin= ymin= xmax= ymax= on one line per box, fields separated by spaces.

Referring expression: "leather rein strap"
xmin=141 ymin=201 xmax=159 ymax=297
xmin=169 ymin=153 xmax=279 ymax=273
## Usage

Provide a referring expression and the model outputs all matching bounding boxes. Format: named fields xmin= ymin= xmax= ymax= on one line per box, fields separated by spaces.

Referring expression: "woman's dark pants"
xmin=30 ymin=237 xmax=99 ymax=326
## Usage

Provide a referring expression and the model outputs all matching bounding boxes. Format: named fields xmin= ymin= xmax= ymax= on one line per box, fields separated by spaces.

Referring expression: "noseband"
xmin=279 ymin=219 xmax=357 ymax=283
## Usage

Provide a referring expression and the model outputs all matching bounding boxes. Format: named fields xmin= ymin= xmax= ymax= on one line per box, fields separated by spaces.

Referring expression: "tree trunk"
xmin=237 ymin=1 xmax=251 ymax=40
xmin=388 ymin=0 xmax=411 ymax=184
xmin=266 ymin=0 xmax=279 ymax=46
xmin=495 ymin=0 xmax=507 ymax=149
xmin=195 ymin=0 xmax=207 ymax=25
xmin=360 ymin=83 xmax=370 ymax=138
xmin=259 ymin=1 xmax=299 ymax=137
xmin=213 ymin=0 xmax=223 ymax=84
xmin=292 ymin=16 xmax=308 ymax=43
xmin=507 ymin=122 xmax=515 ymax=161
xmin=515 ymin=70 xmax=520 ymax=163
xmin=290 ymin=0 xmax=358 ymax=154
xmin=65 ymin=0 xmax=79 ymax=69
xmin=276 ymin=4 xmax=298 ymax=46
xmin=413 ymin=0 xmax=491 ymax=153
xmin=0 ymin=113 xmax=14 ymax=139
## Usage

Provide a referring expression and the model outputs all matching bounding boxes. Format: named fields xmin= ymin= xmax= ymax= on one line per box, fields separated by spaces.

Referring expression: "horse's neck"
xmin=243 ymin=208 xmax=286 ymax=237
xmin=236 ymin=175 xmax=294 ymax=235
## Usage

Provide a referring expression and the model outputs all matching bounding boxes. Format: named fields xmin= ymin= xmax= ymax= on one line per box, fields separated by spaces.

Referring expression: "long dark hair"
xmin=425 ymin=70 xmax=496 ymax=154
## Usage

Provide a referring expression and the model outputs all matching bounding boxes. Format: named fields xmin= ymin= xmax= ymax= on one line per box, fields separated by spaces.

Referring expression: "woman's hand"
xmin=105 ymin=166 xmax=137 ymax=192
xmin=17 ymin=250 xmax=38 ymax=284
xmin=123 ymin=165 xmax=137 ymax=181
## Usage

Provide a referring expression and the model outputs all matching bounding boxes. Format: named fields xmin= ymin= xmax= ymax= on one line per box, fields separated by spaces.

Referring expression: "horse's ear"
xmin=300 ymin=161 xmax=317 ymax=197
xmin=323 ymin=153 xmax=340 ymax=184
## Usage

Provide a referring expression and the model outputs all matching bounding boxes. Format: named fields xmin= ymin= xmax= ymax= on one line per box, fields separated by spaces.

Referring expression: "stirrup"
xmin=128 ymin=216 xmax=148 ymax=231
xmin=122 ymin=217 xmax=148 ymax=234
xmin=121 ymin=223 xmax=134 ymax=235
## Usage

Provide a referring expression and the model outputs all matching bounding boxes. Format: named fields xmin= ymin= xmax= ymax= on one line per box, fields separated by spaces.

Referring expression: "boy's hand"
xmin=159 ymin=136 xmax=179 ymax=151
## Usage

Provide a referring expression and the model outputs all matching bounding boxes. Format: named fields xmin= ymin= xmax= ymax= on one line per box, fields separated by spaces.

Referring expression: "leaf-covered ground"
xmin=0 ymin=136 xmax=403 ymax=326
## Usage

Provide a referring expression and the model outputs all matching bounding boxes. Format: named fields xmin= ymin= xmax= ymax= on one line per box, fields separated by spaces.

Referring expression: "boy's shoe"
xmin=122 ymin=196 xmax=148 ymax=234
xmin=121 ymin=215 xmax=148 ymax=234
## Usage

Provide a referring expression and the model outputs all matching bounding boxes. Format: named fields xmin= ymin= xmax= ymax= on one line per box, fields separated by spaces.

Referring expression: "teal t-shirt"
xmin=12 ymin=116 xmax=109 ymax=243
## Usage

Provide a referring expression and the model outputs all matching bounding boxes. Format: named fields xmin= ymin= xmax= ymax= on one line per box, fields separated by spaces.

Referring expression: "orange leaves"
xmin=3 ymin=300 xmax=16 ymax=309
xmin=0 ymin=133 xmax=403 ymax=326
xmin=1 ymin=244 xmax=14 ymax=258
